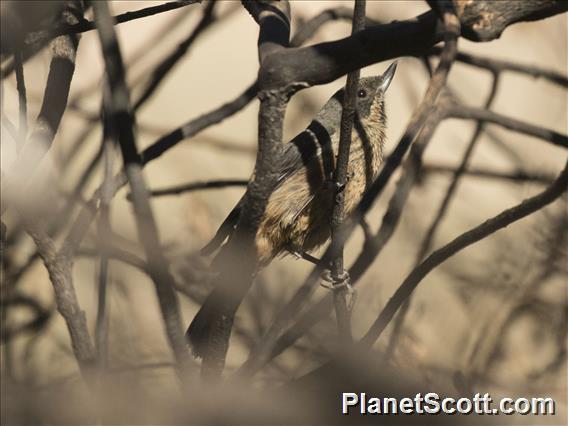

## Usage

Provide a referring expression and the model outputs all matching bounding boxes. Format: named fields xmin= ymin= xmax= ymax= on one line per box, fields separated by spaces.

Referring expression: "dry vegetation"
xmin=1 ymin=1 xmax=566 ymax=424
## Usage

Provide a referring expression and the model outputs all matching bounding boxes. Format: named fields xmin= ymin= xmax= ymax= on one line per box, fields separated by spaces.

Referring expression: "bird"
xmin=187 ymin=62 xmax=397 ymax=358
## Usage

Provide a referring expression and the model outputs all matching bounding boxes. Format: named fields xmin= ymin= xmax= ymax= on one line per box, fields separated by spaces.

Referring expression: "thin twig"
xmin=133 ymin=1 xmax=216 ymax=111
xmin=94 ymin=89 xmax=115 ymax=371
xmin=361 ymin=160 xmax=568 ymax=347
xmin=421 ymin=164 xmax=555 ymax=184
xmin=141 ymin=179 xmax=248 ymax=198
xmin=386 ymin=73 xmax=501 ymax=359
xmin=25 ymin=1 xmax=202 ymax=46
xmin=290 ymin=7 xmax=354 ymax=47
xmin=140 ymin=81 xmax=258 ymax=165
xmin=429 ymin=46 xmax=568 ymax=87
xmin=14 ymin=50 xmax=27 ymax=151
xmin=350 ymin=97 xmax=448 ymax=283
xmin=448 ymin=104 xmax=568 ymax=149
xmin=329 ymin=0 xmax=367 ymax=344
xmin=93 ymin=0 xmax=191 ymax=381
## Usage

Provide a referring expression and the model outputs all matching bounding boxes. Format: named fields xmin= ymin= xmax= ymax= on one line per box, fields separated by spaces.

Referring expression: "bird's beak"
xmin=378 ymin=61 xmax=397 ymax=93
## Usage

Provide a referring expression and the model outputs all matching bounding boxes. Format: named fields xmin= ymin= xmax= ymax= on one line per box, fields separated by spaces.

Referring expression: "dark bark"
xmin=92 ymin=0 xmax=191 ymax=381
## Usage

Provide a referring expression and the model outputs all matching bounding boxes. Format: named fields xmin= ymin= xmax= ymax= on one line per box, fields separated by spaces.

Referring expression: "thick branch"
xmin=197 ymin=0 xmax=292 ymax=379
xmin=446 ymin=0 xmax=568 ymax=42
xmin=242 ymin=0 xmax=291 ymax=63
xmin=259 ymin=11 xmax=443 ymax=90
xmin=2 ymin=1 xmax=82 ymax=216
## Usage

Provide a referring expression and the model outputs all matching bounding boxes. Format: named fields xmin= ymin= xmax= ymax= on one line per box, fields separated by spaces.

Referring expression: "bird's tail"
xmin=186 ymin=286 xmax=234 ymax=359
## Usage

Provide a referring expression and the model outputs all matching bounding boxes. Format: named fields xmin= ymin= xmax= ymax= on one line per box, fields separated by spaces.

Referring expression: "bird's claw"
xmin=320 ymin=270 xmax=357 ymax=311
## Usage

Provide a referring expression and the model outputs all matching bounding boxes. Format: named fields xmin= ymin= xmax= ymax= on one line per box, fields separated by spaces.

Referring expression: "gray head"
xmin=314 ymin=61 xmax=397 ymax=130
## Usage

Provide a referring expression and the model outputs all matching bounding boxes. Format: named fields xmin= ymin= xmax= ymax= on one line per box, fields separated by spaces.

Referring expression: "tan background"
xmin=1 ymin=1 xmax=566 ymax=423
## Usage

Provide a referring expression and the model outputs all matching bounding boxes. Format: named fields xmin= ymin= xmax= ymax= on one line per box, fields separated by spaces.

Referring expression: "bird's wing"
xmin=277 ymin=119 xmax=336 ymax=187
xmin=201 ymin=120 xmax=336 ymax=256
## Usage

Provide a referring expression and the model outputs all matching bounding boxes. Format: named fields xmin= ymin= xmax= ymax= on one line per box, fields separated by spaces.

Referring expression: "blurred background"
xmin=1 ymin=1 xmax=566 ymax=424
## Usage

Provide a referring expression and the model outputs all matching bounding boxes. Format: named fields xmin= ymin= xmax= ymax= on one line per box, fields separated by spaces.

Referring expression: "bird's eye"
xmin=357 ymin=89 xmax=367 ymax=98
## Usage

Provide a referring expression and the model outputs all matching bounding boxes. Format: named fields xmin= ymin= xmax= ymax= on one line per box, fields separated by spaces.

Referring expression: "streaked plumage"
xmin=188 ymin=63 xmax=397 ymax=358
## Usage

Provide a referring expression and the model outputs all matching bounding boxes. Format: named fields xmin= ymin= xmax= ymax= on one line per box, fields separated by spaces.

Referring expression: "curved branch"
xmin=445 ymin=0 xmax=568 ymax=42
xmin=2 ymin=1 xmax=82 ymax=216
xmin=133 ymin=1 xmax=216 ymax=110
xmin=448 ymin=105 xmax=568 ymax=149
xmin=259 ymin=11 xmax=443 ymax=90
xmin=429 ymin=46 xmax=568 ymax=87
xmin=27 ymin=1 xmax=202 ymax=46
xmin=361 ymin=160 xmax=568 ymax=346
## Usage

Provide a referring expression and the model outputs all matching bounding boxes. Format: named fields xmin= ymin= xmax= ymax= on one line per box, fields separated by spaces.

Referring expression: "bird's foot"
xmin=320 ymin=270 xmax=357 ymax=311
xmin=288 ymin=248 xmax=322 ymax=265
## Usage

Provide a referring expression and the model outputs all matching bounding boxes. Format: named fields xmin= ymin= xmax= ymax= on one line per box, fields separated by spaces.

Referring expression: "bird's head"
xmin=313 ymin=61 xmax=398 ymax=131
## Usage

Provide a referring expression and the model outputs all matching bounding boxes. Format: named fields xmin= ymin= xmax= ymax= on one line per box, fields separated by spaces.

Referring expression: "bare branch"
xmin=448 ymin=104 xmax=568 ymax=149
xmin=329 ymin=0 xmax=367 ymax=344
xmin=94 ymin=90 xmax=116 ymax=370
xmin=421 ymin=164 xmax=556 ymax=184
xmin=290 ymin=7 xmax=354 ymax=47
xmin=2 ymin=1 xmax=82 ymax=216
xmin=141 ymin=179 xmax=248 ymax=198
xmin=191 ymin=0 xmax=292 ymax=379
xmin=140 ymin=81 xmax=258 ymax=165
xmin=14 ymin=50 xmax=27 ymax=150
xmin=361 ymin=160 xmax=568 ymax=347
xmin=242 ymin=0 xmax=291 ymax=62
xmin=26 ymin=1 xmax=202 ymax=46
xmin=386 ymin=74 xmax=502 ymax=359
xmin=442 ymin=0 xmax=568 ymax=42
xmin=429 ymin=46 xmax=568 ymax=87
xmin=92 ymin=0 xmax=191 ymax=380
xmin=25 ymin=222 xmax=95 ymax=375
xmin=259 ymin=11 xmax=443 ymax=91
xmin=133 ymin=1 xmax=216 ymax=110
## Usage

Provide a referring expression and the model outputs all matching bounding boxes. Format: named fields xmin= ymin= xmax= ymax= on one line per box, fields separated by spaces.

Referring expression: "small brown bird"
xmin=188 ymin=62 xmax=397 ymax=356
